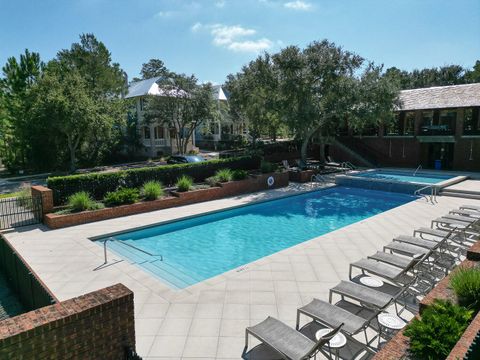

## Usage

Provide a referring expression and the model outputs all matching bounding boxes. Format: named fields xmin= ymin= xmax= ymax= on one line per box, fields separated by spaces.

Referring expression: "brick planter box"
xmin=373 ymin=241 xmax=480 ymax=360
xmin=45 ymin=196 xmax=183 ymax=229
xmin=43 ymin=172 xmax=289 ymax=229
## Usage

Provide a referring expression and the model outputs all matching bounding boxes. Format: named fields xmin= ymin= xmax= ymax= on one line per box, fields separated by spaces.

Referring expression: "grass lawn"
xmin=0 ymin=192 xmax=22 ymax=199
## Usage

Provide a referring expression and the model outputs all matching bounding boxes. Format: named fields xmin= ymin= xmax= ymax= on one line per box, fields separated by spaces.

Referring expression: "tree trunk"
xmin=300 ymin=126 xmax=321 ymax=163
xmin=67 ymin=135 xmax=77 ymax=172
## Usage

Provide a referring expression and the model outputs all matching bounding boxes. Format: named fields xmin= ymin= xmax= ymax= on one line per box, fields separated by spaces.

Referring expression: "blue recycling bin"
xmin=434 ymin=159 xmax=442 ymax=170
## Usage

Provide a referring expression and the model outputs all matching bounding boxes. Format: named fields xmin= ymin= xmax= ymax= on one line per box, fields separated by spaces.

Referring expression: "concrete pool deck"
xmin=3 ymin=183 xmax=480 ymax=359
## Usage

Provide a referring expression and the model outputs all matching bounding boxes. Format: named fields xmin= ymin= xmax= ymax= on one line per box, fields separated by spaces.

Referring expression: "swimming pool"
xmin=355 ymin=170 xmax=453 ymax=184
xmin=98 ymin=187 xmax=415 ymax=289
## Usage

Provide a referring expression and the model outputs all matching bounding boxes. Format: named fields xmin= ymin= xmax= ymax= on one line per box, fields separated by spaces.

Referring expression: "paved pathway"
xmin=3 ymin=185 xmax=480 ymax=359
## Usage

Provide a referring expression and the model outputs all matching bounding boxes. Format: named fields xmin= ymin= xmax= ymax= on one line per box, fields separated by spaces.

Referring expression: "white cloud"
xmin=155 ymin=10 xmax=175 ymax=18
xmin=228 ymin=38 xmax=273 ymax=52
xmin=215 ymin=0 xmax=225 ymax=8
xmin=210 ymin=24 xmax=256 ymax=46
xmin=284 ymin=1 xmax=312 ymax=10
xmin=192 ymin=23 xmax=272 ymax=53
xmin=191 ymin=22 xmax=203 ymax=32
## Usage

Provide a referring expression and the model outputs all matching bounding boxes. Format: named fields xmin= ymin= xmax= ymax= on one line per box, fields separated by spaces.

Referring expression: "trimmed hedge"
xmin=47 ymin=156 xmax=260 ymax=205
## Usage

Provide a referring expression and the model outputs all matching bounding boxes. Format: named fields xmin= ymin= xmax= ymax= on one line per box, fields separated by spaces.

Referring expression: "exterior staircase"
xmin=332 ymin=138 xmax=377 ymax=168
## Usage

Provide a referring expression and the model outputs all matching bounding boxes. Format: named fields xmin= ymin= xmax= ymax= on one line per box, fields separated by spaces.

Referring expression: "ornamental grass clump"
xmin=450 ymin=266 xmax=480 ymax=311
xmin=104 ymin=188 xmax=139 ymax=206
xmin=141 ymin=181 xmax=164 ymax=201
xmin=404 ymin=299 xmax=473 ymax=360
xmin=260 ymin=160 xmax=277 ymax=174
xmin=68 ymin=191 xmax=100 ymax=212
xmin=176 ymin=175 xmax=193 ymax=192
xmin=232 ymin=169 xmax=248 ymax=180
xmin=215 ymin=168 xmax=233 ymax=183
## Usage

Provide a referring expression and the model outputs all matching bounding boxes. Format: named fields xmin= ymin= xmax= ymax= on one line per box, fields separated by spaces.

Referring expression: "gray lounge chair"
xmin=243 ymin=316 xmax=343 ymax=360
xmin=460 ymin=205 xmax=480 ymax=212
xmin=349 ymin=253 xmax=425 ymax=286
xmin=450 ymin=208 xmax=480 ymax=218
xmin=297 ymin=297 xmax=392 ymax=347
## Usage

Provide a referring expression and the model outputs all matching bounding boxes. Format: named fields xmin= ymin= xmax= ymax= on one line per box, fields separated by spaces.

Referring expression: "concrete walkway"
xmin=3 ymin=185 xmax=480 ymax=359
xmin=444 ymin=179 xmax=480 ymax=193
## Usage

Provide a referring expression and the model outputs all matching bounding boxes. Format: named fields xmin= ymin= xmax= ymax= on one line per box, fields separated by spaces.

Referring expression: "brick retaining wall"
xmin=44 ymin=172 xmax=290 ymax=229
xmin=0 ymin=283 xmax=135 ymax=360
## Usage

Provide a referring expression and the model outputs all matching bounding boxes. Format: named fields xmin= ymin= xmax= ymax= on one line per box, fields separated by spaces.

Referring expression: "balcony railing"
xmin=143 ymin=139 xmax=168 ymax=147
xmin=420 ymin=124 xmax=455 ymax=136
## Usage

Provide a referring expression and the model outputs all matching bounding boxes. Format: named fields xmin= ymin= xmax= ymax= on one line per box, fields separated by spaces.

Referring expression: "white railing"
xmin=413 ymin=165 xmax=422 ymax=176
xmin=143 ymin=139 xmax=167 ymax=147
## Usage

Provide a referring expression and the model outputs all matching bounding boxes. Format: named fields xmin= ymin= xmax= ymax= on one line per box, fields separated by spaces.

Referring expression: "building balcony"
xmin=419 ymin=125 xmax=455 ymax=136
xmin=143 ymin=139 xmax=168 ymax=147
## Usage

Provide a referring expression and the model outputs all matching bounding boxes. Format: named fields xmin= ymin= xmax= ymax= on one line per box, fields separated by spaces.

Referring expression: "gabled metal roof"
xmin=125 ymin=77 xmax=188 ymax=99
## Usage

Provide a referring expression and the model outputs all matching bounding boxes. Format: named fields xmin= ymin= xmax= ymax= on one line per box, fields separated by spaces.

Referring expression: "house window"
xmin=144 ymin=126 xmax=150 ymax=139
xmin=464 ymin=107 xmax=480 ymax=135
xmin=439 ymin=110 xmax=456 ymax=134
xmin=404 ymin=112 xmax=415 ymax=135
xmin=139 ymin=98 xmax=146 ymax=111
xmin=154 ymin=126 xmax=164 ymax=139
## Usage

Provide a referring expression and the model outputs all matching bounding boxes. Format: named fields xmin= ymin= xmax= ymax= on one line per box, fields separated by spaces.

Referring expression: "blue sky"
xmin=1 ymin=0 xmax=479 ymax=84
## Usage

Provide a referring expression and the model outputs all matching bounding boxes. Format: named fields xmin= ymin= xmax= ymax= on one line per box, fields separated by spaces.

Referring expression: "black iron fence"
xmin=0 ymin=195 xmax=43 ymax=230
xmin=0 ymin=235 xmax=56 ymax=310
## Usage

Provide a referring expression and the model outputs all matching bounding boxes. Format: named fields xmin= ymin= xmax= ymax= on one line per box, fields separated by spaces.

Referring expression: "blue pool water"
xmin=355 ymin=170 xmax=452 ymax=184
xmin=101 ymin=187 xmax=415 ymax=289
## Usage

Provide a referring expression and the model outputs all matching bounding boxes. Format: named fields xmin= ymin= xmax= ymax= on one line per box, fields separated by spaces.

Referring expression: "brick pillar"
xmin=31 ymin=185 xmax=53 ymax=214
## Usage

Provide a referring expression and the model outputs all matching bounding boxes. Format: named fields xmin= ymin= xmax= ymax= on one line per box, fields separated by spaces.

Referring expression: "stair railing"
xmin=413 ymin=165 xmax=422 ymax=176
xmin=414 ymin=185 xmax=438 ymax=204
xmin=102 ymin=237 xmax=163 ymax=265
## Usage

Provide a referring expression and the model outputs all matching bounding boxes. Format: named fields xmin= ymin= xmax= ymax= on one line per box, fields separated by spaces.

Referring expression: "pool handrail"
xmin=102 ymin=237 xmax=163 ymax=265
xmin=414 ymin=184 xmax=437 ymax=203
xmin=413 ymin=165 xmax=422 ymax=176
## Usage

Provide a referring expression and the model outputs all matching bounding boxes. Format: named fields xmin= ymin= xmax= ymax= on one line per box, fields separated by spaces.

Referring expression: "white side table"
xmin=315 ymin=328 xmax=347 ymax=360
xmin=377 ymin=313 xmax=406 ymax=346
xmin=359 ymin=276 xmax=384 ymax=288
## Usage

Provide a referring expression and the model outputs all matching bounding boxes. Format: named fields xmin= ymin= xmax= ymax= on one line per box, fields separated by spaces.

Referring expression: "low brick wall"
xmin=373 ymin=240 xmax=480 ymax=360
xmin=288 ymin=170 xmax=315 ymax=183
xmin=31 ymin=185 xmax=54 ymax=214
xmin=0 ymin=283 xmax=135 ymax=360
xmin=44 ymin=172 xmax=289 ymax=229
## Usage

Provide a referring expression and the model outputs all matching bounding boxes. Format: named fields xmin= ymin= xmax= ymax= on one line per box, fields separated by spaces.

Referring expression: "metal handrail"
xmin=414 ymin=185 xmax=437 ymax=203
xmin=102 ymin=237 xmax=163 ymax=265
xmin=413 ymin=165 xmax=422 ymax=176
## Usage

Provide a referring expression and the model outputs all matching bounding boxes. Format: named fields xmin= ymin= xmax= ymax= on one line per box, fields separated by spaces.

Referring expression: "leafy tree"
xmin=275 ymin=40 xmax=398 ymax=162
xmin=0 ymin=49 xmax=43 ymax=170
xmin=145 ymin=74 xmax=215 ymax=154
xmin=139 ymin=59 xmax=171 ymax=79
xmin=466 ymin=60 xmax=480 ymax=83
xmin=29 ymin=62 xmax=98 ymax=171
xmin=56 ymin=34 xmax=127 ymax=167
xmin=226 ymin=53 xmax=284 ymax=143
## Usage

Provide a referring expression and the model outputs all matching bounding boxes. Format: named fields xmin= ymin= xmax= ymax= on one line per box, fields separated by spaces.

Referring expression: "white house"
xmin=195 ymin=85 xmax=249 ymax=147
xmin=125 ymin=77 xmax=197 ymax=157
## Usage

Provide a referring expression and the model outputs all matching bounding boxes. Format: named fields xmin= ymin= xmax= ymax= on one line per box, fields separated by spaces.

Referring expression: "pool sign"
xmin=267 ymin=176 xmax=275 ymax=187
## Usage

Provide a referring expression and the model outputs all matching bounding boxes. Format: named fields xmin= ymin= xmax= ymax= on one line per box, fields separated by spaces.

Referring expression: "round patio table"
xmin=315 ymin=328 xmax=347 ymax=360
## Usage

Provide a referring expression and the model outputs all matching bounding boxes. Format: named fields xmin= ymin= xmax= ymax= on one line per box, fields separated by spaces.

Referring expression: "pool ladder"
xmin=414 ymin=185 xmax=438 ymax=204
xmin=102 ymin=237 xmax=163 ymax=265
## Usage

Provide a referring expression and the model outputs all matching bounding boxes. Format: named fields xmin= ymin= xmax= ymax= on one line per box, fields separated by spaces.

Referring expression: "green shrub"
xmin=450 ymin=267 xmax=480 ymax=311
xmin=68 ymin=191 xmax=98 ymax=212
xmin=205 ymin=176 xmax=218 ymax=187
xmin=260 ymin=160 xmax=277 ymax=174
xmin=104 ymin=188 xmax=139 ymax=206
xmin=404 ymin=299 xmax=473 ymax=359
xmin=215 ymin=168 xmax=233 ymax=183
xmin=15 ymin=186 xmax=32 ymax=208
xmin=176 ymin=175 xmax=193 ymax=192
xmin=141 ymin=181 xmax=164 ymax=201
xmin=232 ymin=169 xmax=248 ymax=180
xmin=47 ymin=156 xmax=260 ymax=205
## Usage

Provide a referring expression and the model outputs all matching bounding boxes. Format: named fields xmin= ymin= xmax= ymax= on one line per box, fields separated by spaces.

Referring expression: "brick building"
xmin=330 ymin=83 xmax=480 ymax=171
